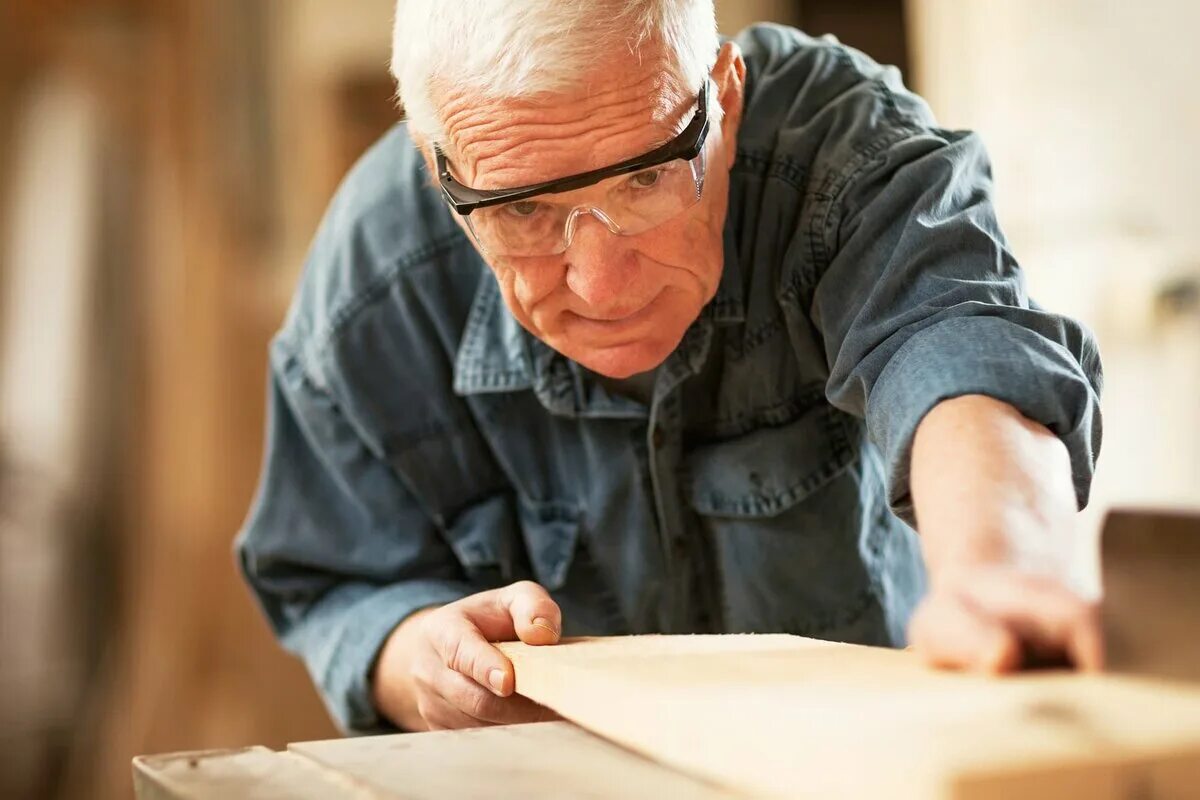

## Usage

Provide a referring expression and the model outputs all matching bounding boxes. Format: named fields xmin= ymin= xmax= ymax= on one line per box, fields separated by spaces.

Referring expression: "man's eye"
xmin=628 ymin=169 xmax=663 ymax=189
xmin=506 ymin=201 xmax=541 ymax=217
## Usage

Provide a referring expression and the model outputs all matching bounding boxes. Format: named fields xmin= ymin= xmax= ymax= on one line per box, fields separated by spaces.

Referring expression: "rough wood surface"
xmin=134 ymin=722 xmax=743 ymax=799
xmin=292 ymin=720 xmax=742 ymax=799
xmin=499 ymin=635 xmax=1200 ymax=799
xmin=132 ymin=747 xmax=380 ymax=800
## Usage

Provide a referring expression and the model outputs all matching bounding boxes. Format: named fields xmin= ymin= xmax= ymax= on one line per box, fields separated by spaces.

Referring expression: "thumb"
xmin=459 ymin=581 xmax=562 ymax=646
xmin=504 ymin=581 xmax=562 ymax=646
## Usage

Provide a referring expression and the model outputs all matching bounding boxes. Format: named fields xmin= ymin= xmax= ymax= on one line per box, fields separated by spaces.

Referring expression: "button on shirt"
xmin=237 ymin=24 xmax=1103 ymax=733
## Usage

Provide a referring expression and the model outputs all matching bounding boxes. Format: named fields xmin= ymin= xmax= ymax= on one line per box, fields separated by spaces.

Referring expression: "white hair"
xmin=390 ymin=0 xmax=720 ymax=148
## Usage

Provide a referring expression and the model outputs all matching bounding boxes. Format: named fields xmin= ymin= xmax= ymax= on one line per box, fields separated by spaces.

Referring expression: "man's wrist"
xmin=371 ymin=605 xmax=441 ymax=730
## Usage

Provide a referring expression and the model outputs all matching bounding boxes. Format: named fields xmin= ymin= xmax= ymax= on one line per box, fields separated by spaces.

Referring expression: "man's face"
xmin=433 ymin=44 xmax=744 ymax=378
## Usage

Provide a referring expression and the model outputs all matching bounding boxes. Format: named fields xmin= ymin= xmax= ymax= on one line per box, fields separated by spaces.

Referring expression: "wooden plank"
xmin=500 ymin=635 xmax=1200 ymax=799
xmin=289 ymin=720 xmax=744 ymax=799
xmin=132 ymin=747 xmax=384 ymax=800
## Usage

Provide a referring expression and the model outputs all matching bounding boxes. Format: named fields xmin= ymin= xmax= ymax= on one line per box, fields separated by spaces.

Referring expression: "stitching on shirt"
xmin=725 ymin=314 xmax=785 ymax=362
xmin=312 ymin=230 xmax=471 ymax=359
xmin=733 ymin=148 xmax=810 ymax=192
xmin=803 ymin=75 xmax=931 ymax=283
xmin=282 ymin=354 xmax=417 ymax=500
xmin=825 ymin=407 xmax=857 ymax=467
xmin=805 ymin=126 xmax=919 ymax=282
xmin=456 ymin=369 xmax=531 ymax=388
xmin=455 ymin=273 xmax=496 ymax=368
xmin=700 ymin=446 xmax=857 ymax=517
xmin=778 ymin=263 xmax=812 ymax=311
xmin=868 ymin=76 xmax=905 ymax=121
xmin=699 ymin=382 xmax=829 ymax=440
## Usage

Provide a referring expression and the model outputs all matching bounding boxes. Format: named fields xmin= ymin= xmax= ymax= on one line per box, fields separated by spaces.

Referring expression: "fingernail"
xmin=532 ymin=617 xmax=559 ymax=636
xmin=487 ymin=669 xmax=506 ymax=695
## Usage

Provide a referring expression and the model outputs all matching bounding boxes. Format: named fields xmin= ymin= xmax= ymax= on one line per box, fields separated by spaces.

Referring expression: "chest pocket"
xmin=684 ymin=404 xmax=892 ymax=644
xmin=385 ymin=419 xmax=581 ymax=592
xmin=441 ymin=491 xmax=628 ymax=635
xmin=387 ymin=411 xmax=627 ymax=634
xmin=687 ymin=402 xmax=857 ymax=518
xmin=441 ymin=493 xmax=580 ymax=592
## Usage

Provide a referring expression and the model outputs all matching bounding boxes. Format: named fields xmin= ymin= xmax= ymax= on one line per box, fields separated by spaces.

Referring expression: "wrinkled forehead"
xmin=436 ymin=58 xmax=695 ymax=191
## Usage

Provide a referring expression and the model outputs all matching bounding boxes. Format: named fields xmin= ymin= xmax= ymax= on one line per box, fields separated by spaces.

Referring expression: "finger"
xmin=501 ymin=581 xmax=562 ymax=645
xmin=430 ymin=617 xmax=517 ymax=697
xmin=960 ymin=572 xmax=1102 ymax=670
xmin=455 ymin=581 xmax=562 ymax=645
xmin=418 ymin=692 xmax=493 ymax=731
xmin=908 ymin=593 xmax=1022 ymax=673
xmin=435 ymin=666 xmax=562 ymax=725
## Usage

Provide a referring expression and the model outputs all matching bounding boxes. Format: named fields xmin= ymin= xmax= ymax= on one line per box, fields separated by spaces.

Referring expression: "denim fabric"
xmin=237 ymin=23 xmax=1102 ymax=733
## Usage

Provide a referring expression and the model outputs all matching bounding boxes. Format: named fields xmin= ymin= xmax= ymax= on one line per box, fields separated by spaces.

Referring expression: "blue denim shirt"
xmin=237 ymin=24 xmax=1103 ymax=733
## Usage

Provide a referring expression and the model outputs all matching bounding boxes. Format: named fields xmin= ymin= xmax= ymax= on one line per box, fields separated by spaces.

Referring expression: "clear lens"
xmin=466 ymin=148 xmax=707 ymax=257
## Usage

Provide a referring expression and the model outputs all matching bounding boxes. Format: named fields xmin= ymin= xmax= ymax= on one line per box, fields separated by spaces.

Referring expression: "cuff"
xmin=866 ymin=314 xmax=1103 ymax=525
xmin=289 ymin=578 xmax=472 ymax=735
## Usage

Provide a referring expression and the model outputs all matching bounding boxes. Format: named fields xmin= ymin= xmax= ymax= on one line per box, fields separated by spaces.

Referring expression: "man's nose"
xmin=562 ymin=212 xmax=638 ymax=309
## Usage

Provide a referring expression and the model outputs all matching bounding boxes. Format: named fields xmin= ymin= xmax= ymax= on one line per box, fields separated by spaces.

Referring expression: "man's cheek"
xmin=678 ymin=216 xmax=722 ymax=270
xmin=642 ymin=223 xmax=702 ymax=265
xmin=491 ymin=267 xmax=527 ymax=319
xmin=491 ymin=261 xmax=530 ymax=308
xmin=494 ymin=268 xmax=550 ymax=336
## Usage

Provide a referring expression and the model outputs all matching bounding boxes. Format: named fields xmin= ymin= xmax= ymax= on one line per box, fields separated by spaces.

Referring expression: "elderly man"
xmin=238 ymin=0 xmax=1102 ymax=734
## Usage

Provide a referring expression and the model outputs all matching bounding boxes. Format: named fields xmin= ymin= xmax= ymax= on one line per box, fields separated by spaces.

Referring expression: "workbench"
xmin=133 ymin=718 xmax=737 ymax=799
xmin=135 ymin=511 xmax=1200 ymax=798
xmin=135 ymin=634 xmax=1200 ymax=799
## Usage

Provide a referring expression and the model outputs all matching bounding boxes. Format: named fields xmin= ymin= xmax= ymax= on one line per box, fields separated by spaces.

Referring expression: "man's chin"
xmin=564 ymin=337 xmax=677 ymax=379
xmin=537 ymin=299 xmax=700 ymax=378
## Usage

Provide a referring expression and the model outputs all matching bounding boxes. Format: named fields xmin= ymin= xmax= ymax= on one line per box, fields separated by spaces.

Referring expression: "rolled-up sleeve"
xmin=812 ymin=129 xmax=1103 ymax=523
xmin=236 ymin=345 xmax=470 ymax=734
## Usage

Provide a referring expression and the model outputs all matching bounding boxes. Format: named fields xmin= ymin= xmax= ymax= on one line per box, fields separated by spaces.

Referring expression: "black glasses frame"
xmin=434 ymin=80 xmax=711 ymax=216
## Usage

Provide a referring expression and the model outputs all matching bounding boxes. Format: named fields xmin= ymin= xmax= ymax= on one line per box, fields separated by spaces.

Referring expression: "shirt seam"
xmin=805 ymin=124 xmax=922 ymax=283
xmin=292 ymin=230 xmax=473 ymax=378
xmin=805 ymin=78 xmax=932 ymax=283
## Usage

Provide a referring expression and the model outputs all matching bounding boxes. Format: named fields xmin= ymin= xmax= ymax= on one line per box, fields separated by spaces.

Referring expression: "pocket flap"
xmin=441 ymin=493 xmax=582 ymax=592
xmin=686 ymin=408 xmax=858 ymax=518
xmin=442 ymin=493 xmax=523 ymax=573
xmin=517 ymin=497 xmax=582 ymax=592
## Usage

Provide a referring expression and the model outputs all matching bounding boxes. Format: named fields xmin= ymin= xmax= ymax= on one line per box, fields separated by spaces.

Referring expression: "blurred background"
xmin=0 ymin=1 xmax=1196 ymax=798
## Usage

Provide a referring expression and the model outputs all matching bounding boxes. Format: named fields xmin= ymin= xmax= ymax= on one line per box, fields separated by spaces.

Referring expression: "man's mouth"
xmin=562 ymin=291 xmax=664 ymax=336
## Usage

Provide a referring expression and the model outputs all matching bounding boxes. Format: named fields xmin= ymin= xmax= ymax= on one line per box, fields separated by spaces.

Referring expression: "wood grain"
xmin=500 ymin=635 xmax=1200 ymax=799
xmin=132 ymin=747 xmax=380 ymax=800
xmin=291 ymin=720 xmax=743 ymax=799
xmin=135 ymin=722 xmax=744 ymax=800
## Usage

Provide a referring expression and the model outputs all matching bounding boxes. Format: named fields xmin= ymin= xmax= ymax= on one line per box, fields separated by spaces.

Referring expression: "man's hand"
xmin=908 ymin=564 xmax=1102 ymax=672
xmin=907 ymin=394 xmax=1103 ymax=673
xmin=372 ymin=581 xmax=563 ymax=731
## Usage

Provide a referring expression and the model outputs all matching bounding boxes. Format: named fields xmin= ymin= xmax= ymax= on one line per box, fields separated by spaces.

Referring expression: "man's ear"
xmin=710 ymin=41 xmax=746 ymax=168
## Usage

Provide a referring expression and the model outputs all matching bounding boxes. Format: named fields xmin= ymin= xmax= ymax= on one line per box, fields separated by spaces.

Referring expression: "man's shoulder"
xmin=275 ymin=122 xmax=481 ymax=382
xmin=733 ymin=23 xmax=937 ymax=180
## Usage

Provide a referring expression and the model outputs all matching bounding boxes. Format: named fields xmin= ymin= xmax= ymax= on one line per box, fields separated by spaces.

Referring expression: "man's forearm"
xmin=910 ymin=394 xmax=1079 ymax=587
